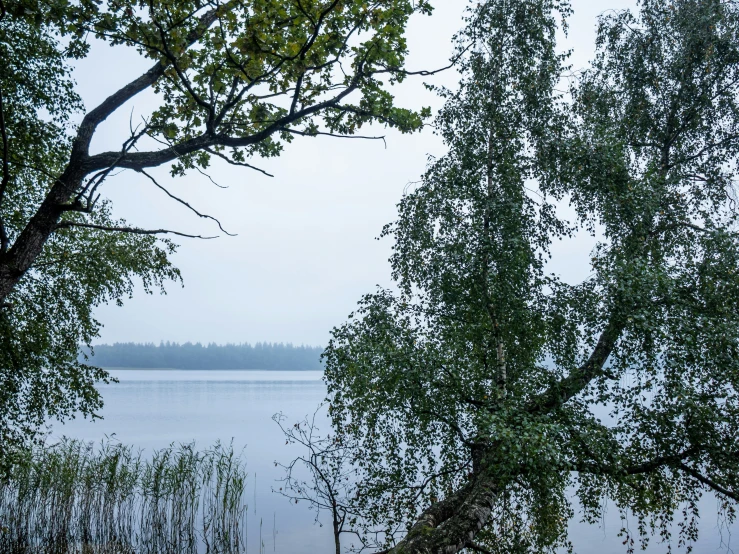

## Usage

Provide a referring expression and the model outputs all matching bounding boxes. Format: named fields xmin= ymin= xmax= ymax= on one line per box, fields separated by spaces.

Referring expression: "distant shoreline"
xmin=82 ymin=342 xmax=324 ymax=371
xmin=102 ymin=367 xmax=323 ymax=371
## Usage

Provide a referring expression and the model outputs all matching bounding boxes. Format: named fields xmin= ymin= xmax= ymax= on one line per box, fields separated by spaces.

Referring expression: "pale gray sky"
xmin=76 ymin=0 xmax=636 ymax=347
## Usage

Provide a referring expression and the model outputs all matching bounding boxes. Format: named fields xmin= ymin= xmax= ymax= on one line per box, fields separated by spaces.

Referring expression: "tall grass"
xmin=0 ymin=439 xmax=248 ymax=554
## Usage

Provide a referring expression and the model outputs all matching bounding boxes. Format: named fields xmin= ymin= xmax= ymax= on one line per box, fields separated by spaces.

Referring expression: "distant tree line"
xmin=82 ymin=342 xmax=324 ymax=370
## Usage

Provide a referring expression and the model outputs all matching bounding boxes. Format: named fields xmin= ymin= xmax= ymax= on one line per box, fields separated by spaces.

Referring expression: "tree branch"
xmin=54 ymin=221 xmax=217 ymax=239
xmin=678 ymin=463 xmax=739 ymax=502
xmin=573 ymin=448 xmax=699 ymax=477
xmin=280 ymin=128 xmax=387 ymax=146
xmin=70 ymin=4 xmax=228 ymax=161
xmin=204 ymin=148 xmax=274 ymax=177
xmin=528 ymin=316 xmax=623 ymax=414
xmin=83 ymin=79 xmax=362 ymax=173
xmin=465 ymin=541 xmax=494 ymax=554
xmin=0 ymin=87 xmax=10 ymax=253
xmin=137 ymin=169 xmax=235 ymax=236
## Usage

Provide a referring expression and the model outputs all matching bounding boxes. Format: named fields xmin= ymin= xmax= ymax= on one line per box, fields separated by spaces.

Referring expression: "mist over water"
xmin=52 ymin=370 xmax=736 ymax=554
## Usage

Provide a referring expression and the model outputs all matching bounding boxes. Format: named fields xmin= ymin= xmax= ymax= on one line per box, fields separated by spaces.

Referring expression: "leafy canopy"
xmin=0 ymin=0 xmax=432 ymax=474
xmin=323 ymin=0 xmax=739 ymax=552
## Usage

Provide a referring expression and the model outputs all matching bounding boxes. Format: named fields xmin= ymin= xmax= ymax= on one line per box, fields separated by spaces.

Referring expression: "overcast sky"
xmin=74 ymin=0 xmax=637 ymax=347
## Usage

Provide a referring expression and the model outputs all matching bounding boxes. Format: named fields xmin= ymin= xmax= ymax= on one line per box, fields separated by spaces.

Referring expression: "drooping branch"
xmin=572 ymin=448 xmax=700 ymax=477
xmin=383 ymin=314 xmax=621 ymax=554
xmin=137 ymin=169 xmax=235 ymax=236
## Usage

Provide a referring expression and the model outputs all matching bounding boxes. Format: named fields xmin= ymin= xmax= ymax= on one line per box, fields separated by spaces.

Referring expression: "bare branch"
xmin=137 ymin=169 xmax=235 ymax=236
xmin=54 ymin=221 xmax=217 ymax=239
xmin=376 ymin=42 xmax=472 ymax=78
xmin=280 ymin=128 xmax=387 ymax=146
xmin=194 ymin=166 xmax=228 ymax=189
xmin=70 ymin=123 xmax=151 ymax=213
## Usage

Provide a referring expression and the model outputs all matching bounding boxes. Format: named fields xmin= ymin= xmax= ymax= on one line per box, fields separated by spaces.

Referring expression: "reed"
xmin=0 ymin=438 xmax=248 ymax=554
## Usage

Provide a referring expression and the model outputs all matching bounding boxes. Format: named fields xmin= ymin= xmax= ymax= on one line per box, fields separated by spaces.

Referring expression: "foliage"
xmin=322 ymin=0 xmax=739 ymax=552
xmin=84 ymin=341 xmax=324 ymax=370
xmin=0 ymin=0 xmax=432 ymax=473
xmin=0 ymin=2 xmax=180 ymax=474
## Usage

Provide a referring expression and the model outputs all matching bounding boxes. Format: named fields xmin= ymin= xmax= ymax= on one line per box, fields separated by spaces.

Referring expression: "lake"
xmin=52 ymin=369 xmax=735 ymax=554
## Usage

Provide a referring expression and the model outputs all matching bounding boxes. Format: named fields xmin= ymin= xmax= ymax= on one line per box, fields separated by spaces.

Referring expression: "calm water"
xmin=52 ymin=370 xmax=735 ymax=554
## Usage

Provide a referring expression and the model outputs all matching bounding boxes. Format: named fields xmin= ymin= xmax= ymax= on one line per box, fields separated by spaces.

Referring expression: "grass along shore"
xmin=0 ymin=439 xmax=248 ymax=554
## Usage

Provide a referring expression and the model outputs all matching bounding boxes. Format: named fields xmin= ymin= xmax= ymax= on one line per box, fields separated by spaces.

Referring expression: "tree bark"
xmin=384 ymin=464 xmax=501 ymax=554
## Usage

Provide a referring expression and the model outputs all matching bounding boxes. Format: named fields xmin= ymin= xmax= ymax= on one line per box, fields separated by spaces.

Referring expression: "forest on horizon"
xmin=81 ymin=342 xmax=324 ymax=370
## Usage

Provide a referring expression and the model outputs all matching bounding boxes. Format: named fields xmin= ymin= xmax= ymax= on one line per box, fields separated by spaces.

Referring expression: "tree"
xmin=322 ymin=0 xmax=739 ymax=552
xmin=0 ymin=0 xmax=433 ymax=474
xmin=274 ymin=407 xmax=364 ymax=554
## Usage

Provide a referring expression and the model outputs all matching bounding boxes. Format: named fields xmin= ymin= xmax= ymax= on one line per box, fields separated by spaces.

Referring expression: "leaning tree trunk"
xmin=384 ymin=465 xmax=501 ymax=554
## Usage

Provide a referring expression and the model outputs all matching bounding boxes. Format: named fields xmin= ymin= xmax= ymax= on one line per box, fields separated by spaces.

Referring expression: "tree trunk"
xmin=332 ymin=504 xmax=341 ymax=554
xmin=386 ymin=465 xmax=501 ymax=554
xmin=0 ymin=164 xmax=85 ymax=302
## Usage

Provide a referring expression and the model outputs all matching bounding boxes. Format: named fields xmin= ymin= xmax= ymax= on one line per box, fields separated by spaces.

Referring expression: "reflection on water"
xmin=52 ymin=370 xmax=735 ymax=554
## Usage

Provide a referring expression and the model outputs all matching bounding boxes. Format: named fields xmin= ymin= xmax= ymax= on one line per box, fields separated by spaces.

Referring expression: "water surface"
xmin=53 ymin=369 xmax=735 ymax=554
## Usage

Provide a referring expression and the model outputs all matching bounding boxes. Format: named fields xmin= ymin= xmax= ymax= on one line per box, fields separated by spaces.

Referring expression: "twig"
xmin=194 ymin=166 xmax=228 ymax=189
xmin=280 ymin=128 xmax=387 ymax=147
xmin=466 ymin=541 xmax=494 ymax=554
xmin=376 ymin=42 xmax=472 ymax=78
xmin=204 ymin=148 xmax=275 ymax=177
